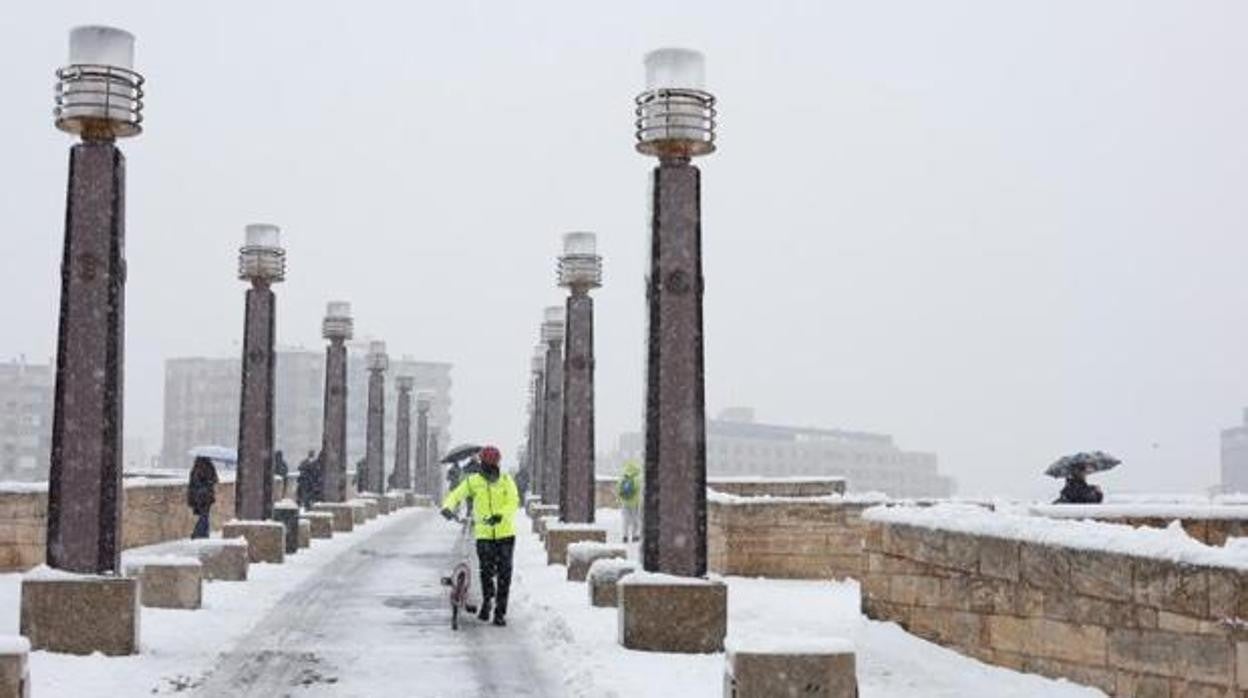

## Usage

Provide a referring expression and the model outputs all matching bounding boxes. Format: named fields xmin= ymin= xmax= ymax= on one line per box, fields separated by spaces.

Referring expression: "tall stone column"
xmin=320 ymin=302 xmax=353 ymax=503
xmin=427 ymin=429 xmax=441 ymax=499
xmin=362 ymin=341 xmax=388 ymax=494
xmin=635 ymin=50 xmax=717 ymax=577
xmin=392 ymin=376 xmax=414 ymax=490
xmin=45 ymin=27 xmax=144 ymax=576
xmin=557 ymin=232 xmax=603 ymax=523
xmin=529 ymin=350 xmax=546 ymax=501
xmin=414 ymin=392 xmax=431 ymax=496
xmin=235 ymin=224 xmax=285 ymax=521
xmin=540 ymin=307 xmax=566 ymax=507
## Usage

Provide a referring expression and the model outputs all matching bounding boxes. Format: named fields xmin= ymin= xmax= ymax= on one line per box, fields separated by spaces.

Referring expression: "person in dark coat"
xmin=296 ymin=450 xmax=317 ymax=509
xmin=187 ymin=456 xmax=219 ymax=538
xmin=1056 ymin=467 xmax=1103 ymax=504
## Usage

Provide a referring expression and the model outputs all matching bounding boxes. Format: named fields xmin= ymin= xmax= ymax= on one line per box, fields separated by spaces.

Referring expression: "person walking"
xmin=617 ymin=460 xmax=642 ymax=543
xmin=440 ymin=445 xmax=519 ymax=627
xmin=187 ymin=456 xmax=219 ymax=539
xmin=296 ymin=450 xmax=317 ymax=509
xmin=1055 ymin=465 xmax=1103 ymax=504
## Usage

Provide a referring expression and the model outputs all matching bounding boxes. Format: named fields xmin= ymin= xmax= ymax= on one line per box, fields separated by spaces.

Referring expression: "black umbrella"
xmin=441 ymin=443 xmax=481 ymax=464
xmin=1045 ymin=451 xmax=1121 ymax=479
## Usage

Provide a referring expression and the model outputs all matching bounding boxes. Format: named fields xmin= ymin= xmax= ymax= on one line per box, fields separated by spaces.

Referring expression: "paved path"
xmin=193 ymin=509 xmax=556 ymax=698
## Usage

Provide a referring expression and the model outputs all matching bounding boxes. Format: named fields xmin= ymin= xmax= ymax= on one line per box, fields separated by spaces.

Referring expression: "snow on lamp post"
xmin=414 ymin=391 xmax=433 ymax=497
xmin=540 ymin=307 xmax=566 ymax=508
xmin=557 ymin=232 xmax=602 ymax=523
xmin=235 ymin=224 xmax=285 ymax=521
xmin=320 ymin=301 xmax=353 ymax=502
xmin=392 ymin=375 xmax=415 ymax=491
xmin=362 ymin=340 xmax=389 ymax=495
xmin=635 ymin=48 xmax=715 ymax=577
xmin=45 ymin=26 xmax=145 ymax=576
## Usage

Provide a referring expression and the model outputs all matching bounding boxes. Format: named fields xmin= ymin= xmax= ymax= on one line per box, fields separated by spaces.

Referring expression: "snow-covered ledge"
xmin=861 ymin=504 xmax=1248 ymax=695
xmin=1029 ymin=503 xmax=1248 ymax=546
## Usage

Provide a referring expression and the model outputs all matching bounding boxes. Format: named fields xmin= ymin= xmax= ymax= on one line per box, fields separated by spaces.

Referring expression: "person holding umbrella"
xmin=1048 ymin=451 xmax=1117 ymax=504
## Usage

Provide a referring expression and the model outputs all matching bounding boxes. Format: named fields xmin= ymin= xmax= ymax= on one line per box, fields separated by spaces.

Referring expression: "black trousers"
xmin=476 ymin=536 xmax=516 ymax=615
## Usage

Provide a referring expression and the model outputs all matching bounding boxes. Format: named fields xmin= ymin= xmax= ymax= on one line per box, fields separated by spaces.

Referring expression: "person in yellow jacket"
xmin=440 ymin=445 xmax=518 ymax=626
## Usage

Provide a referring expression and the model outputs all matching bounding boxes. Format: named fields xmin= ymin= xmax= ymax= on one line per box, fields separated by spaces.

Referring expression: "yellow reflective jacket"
xmin=441 ymin=472 xmax=519 ymax=540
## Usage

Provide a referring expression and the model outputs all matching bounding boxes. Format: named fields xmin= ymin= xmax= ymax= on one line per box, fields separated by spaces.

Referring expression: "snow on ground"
xmin=0 ymin=509 xmax=422 ymax=696
xmin=514 ymin=508 xmax=1104 ymax=698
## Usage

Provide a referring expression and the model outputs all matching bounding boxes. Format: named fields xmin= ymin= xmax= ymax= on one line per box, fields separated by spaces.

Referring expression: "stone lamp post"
xmin=539 ymin=307 xmax=566 ymax=508
xmin=528 ymin=347 xmax=547 ymax=503
xmin=414 ymin=390 xmax=433 ymax=499
xmin=320 ymin=302 xmax=353 ymax=503
xmin=235 ymin=224 xmax=285 ymax=521
xmin=618 ymin=48 xmax=726 ymax=655
xmin=362 ymin=340 xmax=389 ymax=495
xmin=392 ymin=375 xmax=414 ymax=491
xmin=557 ymin=232 xmax=602 ymax=523
xmin=25 ymin=25 xmax=146 ymax=656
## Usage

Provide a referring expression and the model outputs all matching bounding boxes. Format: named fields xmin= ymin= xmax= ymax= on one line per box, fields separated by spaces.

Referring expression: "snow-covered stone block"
xmin=409 ymin=493 xmax=432 ymax=508
xmin=222 ymin=520 xmax=286 ymax=564
xmin=708 ymin=475 xmax=847 ymax=498
xmin=530 ymin=505 xmax=559 ymax=532
xmin=566 ymin=541 xmax=628 ymax=581
xmin=184 ymin=539 xmax=249 ymax=581
xmin=618 ymin=572 xmax=727 ymax=653
xmin=588 ymin=558 xmax=636 ymax=607
xmin=545 ymin=523 xmax=607 ymax=565
xmin=724 ymin=638 xmax=857 ymax=698
xmin=302 ymin=511 xmax=335 ymax=539
xmin=20 ymin=569 xmax=139 ymax=656
xmin=0 ymin=636 xmax=29 ymax=698
xmin=123 ymin=555 xmax=203 ymax=609
xmin=536 ymin=515 xmax=561 ymax=540
xmin=312 ymin=503 xmax=355 ymax=532
xmin=386 ymin=492 xmax=405 ymax=510
xmin=349 ymin=499 xmax=377 ymax=521
xmin=297 ymin=519 xmax=311 ymax=548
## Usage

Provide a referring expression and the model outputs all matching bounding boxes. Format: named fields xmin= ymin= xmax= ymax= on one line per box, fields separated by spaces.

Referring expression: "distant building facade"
xmin=161 ymin=347 xmax=452 ymax=471
xmin=601 ymin=408 xmax=954 ymax=498
xmin=1220 ymin=408 xmax=1248 ymax=494
xmin=0 ymin=360 xmax=54 ymax=481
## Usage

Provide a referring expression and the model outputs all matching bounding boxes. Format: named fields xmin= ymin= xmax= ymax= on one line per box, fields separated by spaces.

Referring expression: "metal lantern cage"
xmin=557 ymin=232 xmax=603 ymax=290
xmin=322 ymin=301 xmax=354 ymax=341
xmin=415 ymin=391 xmax=434 ymax=411
xmin=634 ymin=48 xmax=716 ymax=159
xmin=55 ymin=26 xmax=144 ymax=140
xmin=366 ymin=341 xmax=389 ymax=372
xmin=396 ymin=375 xmax=415 ymax=392
xmin=238 ymin=224 xmax=286 ymax=283
xmin=541 ymin=307 xmax=566 ymax=344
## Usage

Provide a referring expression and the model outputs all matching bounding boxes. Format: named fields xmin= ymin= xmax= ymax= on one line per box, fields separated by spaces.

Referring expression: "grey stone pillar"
xmin=235 ymin=283 xmax=276 ymax=520
xmin=414 ymin=395 xmax=431 ymax=496
xmin=392 ymin=377 xmax=413 ymax=490
xmin=362 ymin=342 xmax=387 ymax=495
xmin=541 ymin=326 xmax=565 ymax=506
xmin=427 ymin=430 xmax=441 ymax=499
xmin=529 ymin=360 xmax=545 ymax=501
xmin=46 ymin=142 xmax=126 ymax=574
xmin=642 ymin=162 xmax=708 ymax=577
xmin=561 ymin=293 xmax=596 ymax=522
xmin=320 ymin=302 xmax=353 ymax=503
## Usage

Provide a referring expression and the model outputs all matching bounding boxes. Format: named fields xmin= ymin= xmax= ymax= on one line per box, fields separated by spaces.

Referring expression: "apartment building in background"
xmin=600 ymin=407 xmax=954 ymax=498
xmin=0 ymin=359 xmax=54 ymax=481
xmin=161 ymin=346 xmax=452 ymax=471
xmin=1221 ymin=408 xmax=1248 ymax=494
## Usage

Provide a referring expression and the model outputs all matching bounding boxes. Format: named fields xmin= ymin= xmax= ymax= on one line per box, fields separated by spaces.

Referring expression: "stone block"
xmin=409 ymin=494 xmax=432 ymax=508
xmin=567 ymin=542 xmax=628 ymax=582
xmin=1133 ymin=559 xmax=1207 ymax=618
xmin=618 ymin=574 xmax=727 ymax=653
xmin=545 ymin=525 xmax=607 ymax=565
xmin=1027 ymin=617 xmax=1108 ymax=666
xmin=1019 ymin=543 xmax=1071 ymax=591
xmin=386 ymin=492 xmax=405 ymax=510
xmin=272 ymin=505 xmax=301 ymax=555
xmin=183 ymin=539 xmax=249 ymax=581
xmin=1069 ymin=550 xmax=1134 ymax=602
xmin=588 ymin=559 xmax=636 ymax=608
xmin=1022 ymin=656 xmax=1116 ymax=694
xmin=297 ymin=519 xmax=311 ymax=548
xmin=354 ymin=498 xmax=380 ymax=520
xmin=530 ymin=505 xmax=560 ymax=532
xmin=725 ymin=640 xmax=857 ymax=698
xmin=302 ymin=512 xmax=335 ymax=539
xmin=0 ymin=637 xmax=29 ymax=698
xmin=21 ymin=574 xmax=139 ymax=656
xmin=536 ymin=515 xmax=560 ymax=541
xmin=311 ymin=503 xmax=355 ymax=532
xmin=1108 ymin=628 xmax=1233 ymax=684
xmin=123 ymin=556 xmax=203 ymax=609
xmin=977 ymin=536 xmax=1020 ymax=581
xmin=351 ymin=501 xmax=370 ymax=524
xmin=222 ymin=521 xmax=286 ymax=564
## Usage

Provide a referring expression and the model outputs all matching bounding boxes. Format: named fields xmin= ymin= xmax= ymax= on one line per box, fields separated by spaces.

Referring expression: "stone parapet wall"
xmin=862 ymin=507 xmax=1248 ymax=696
xmin=708 ymin=477 xmax=846 ymax=498
xmin=595 ymin=477 xmax=619 ymax=510
xmin=0 ymin=476 xmax=257 ymax=572
xmin=1030 ymin=504 xmax=1248 ymax=546
xmin=708 ymin=495 xmax=879 ymax=580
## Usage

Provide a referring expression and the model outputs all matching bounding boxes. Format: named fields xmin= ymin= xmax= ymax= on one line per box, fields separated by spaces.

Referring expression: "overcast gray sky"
xmin=3 ymin=1 xmax=1247 ymax=498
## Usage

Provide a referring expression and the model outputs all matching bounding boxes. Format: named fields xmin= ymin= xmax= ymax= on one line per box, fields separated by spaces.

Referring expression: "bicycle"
xmin=439 ymin=514 xmax=478 ymax=630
